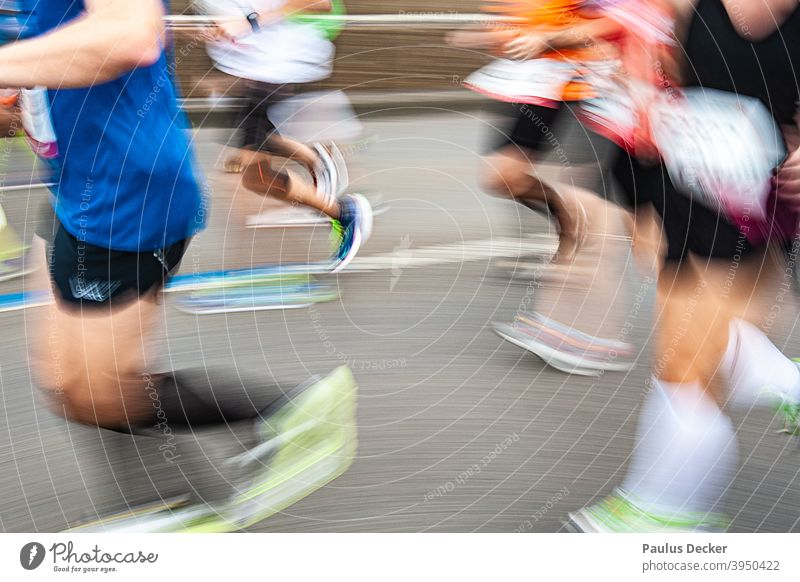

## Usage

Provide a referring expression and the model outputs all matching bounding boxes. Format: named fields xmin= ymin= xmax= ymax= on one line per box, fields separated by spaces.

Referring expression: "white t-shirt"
xmin=198 ymin=0 xmax=334 ymax=84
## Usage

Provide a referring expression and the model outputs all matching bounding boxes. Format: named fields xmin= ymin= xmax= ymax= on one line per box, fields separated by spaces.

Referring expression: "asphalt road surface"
xmin=1 ymin=108 xmax=799 ymax=532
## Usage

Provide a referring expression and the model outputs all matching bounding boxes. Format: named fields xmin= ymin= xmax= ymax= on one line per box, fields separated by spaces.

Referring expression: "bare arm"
xmin=0 ymin=0 xmax=165 ymax=90
xmin=720 ymin=0 xmax=795 ymax=40
xmin=505 ymin=14 xmax=623 ymax=60
xmin=282 ymin=0 xmax=332 ymax=14
xmin=446 ymin=26 xmax=518 ymax=51
xmin=210 ymin=0 xmax=333 ymax=41
xmin=254 ymin=0 xmax=333 ymax=26
xmin=544 ymin=15 xmax=624 ymax=50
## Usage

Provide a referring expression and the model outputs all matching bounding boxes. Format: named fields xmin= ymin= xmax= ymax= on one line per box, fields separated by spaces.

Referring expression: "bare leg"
xmin=655 ymin=247 xmax=782 ymax=403
xmin=28 ymin=235 xmax=287 ymax=432
xmin=240 ymin=151 xmax=341 ymax=219
xmin=482 ymin=148 xmax=587 ymax=262
xmin=531 ymin=184 xmax=641 ymax=339
xmin=259 ymin=135 xmax=319 ymax=171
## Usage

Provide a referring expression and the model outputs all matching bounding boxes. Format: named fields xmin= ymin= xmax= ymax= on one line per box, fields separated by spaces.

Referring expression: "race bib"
xmin=464 ymin=58 xmax=578 ymax=107
xmin=649 ymin=88 xmax=786 ymax=221
xmin=577 ymin=76 xmax=653 ymax=152
xmin=19 ymin=87 xmax=58 ymax=159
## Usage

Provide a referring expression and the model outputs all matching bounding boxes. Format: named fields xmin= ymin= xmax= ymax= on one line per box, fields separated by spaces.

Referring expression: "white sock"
xmin=622 ymin=378 xmax=737 ymax=516
xmin=721 ymin=319 xmax=800 ymax=409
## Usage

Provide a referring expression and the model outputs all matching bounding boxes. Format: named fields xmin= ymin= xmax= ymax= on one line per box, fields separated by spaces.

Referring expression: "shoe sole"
xmin=493 ymin=324 xmax=634 ymax=376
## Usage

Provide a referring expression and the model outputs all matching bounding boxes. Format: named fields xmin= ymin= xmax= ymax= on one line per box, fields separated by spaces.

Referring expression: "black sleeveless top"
xmin=684 ymin=0 xmax=800 ymax=124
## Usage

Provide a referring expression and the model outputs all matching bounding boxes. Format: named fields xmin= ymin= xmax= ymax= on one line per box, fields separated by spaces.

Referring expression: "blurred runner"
xmin=568 ymin=0 xmax=800 ymax=532
xmin=0 ymin=2 xmax=36 ymax=282
xmin=450 ymin=0 xmax=641 ymax=374
xmin=7 ymin=0 xmax=356 ymax=530
xmin=199 ymin=0 xmax=372 ymax=273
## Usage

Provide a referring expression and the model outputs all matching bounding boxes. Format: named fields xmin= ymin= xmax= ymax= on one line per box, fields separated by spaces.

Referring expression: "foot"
xmin=224 ymin=366 xmax=358 ymax=529
xmin=519 ymin=190 xmax=588 ymax=264
xmin=567 ymin=490 xmax=729 ymax=532
xmin=493 ymin=312 xmax=635 ymax=376
xmin=330 ymin=193 xmax=373 ymax=273
xmin=553 ymin=198 xmax=589 ymax=264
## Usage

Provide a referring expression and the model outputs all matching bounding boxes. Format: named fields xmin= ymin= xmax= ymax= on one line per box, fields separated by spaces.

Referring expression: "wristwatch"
xmin=246 ymin=11 xmax=260 ymax=33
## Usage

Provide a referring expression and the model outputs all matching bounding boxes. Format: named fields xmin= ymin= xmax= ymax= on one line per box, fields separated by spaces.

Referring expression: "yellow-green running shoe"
xmin=65 ymin=367 xmax=359 ymax=533
xmin=566 ymin=490 xmax=729 ymax=533
xmin=222 ymin=366 xmax=359 ymax=530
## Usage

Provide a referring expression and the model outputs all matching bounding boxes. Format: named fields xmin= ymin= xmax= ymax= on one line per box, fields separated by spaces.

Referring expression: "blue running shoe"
xmin=331 ymin=193 xmax=373 ymax=273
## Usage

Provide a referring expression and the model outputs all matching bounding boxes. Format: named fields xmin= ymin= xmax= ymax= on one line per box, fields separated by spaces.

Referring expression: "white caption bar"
xmin=1 ymin=534 xmax=798 ymax=581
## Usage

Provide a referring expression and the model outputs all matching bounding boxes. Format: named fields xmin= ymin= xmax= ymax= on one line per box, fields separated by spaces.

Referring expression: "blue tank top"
xmin=21 ymin=0 xmax=207 ymax=251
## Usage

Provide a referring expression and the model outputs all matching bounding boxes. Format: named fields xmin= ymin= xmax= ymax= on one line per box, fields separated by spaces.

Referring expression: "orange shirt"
xmin=483 ymin=0 xmax=600 ymax=58
xmin=483 ymin=0 xmax=583 ymax=23
xmin=483 ymin=0 xmax=615 ymax=100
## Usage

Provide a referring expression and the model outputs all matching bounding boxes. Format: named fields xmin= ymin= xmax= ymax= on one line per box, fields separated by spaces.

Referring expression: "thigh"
xmin=32 ymin=281 xmax=161 ymax=426
xmin=654 ymin=259 xmax=730 ymax=390
xmin=31 ymin=226 xmax=186 ymax=425
xmin=654 ymin=247 xmax=782 ymax=396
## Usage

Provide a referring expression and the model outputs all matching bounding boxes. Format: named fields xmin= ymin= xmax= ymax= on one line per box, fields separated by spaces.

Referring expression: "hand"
xmin=446 ymin=29 xmax=479 ymax=48
xmin=205 ymin=18 xmax=253 ymax=43
xmin=775 ymin=146 xmax=800 ymax=211
xmin=504 ymin=33 xmax=551 ymax=61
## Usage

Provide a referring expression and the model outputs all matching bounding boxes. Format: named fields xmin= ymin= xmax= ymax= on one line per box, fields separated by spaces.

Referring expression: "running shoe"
xmin=493 ymin=311 xmax=635 ymax=376
xmin=566 ymin=490 xmax=729 ymax=533
xmin=774 ymin=397 xmax=800 ymax=436
xmin=313 ymin=143 xmax=341 ymax=209
xmin=766 ymin=359 xmax=800 ymax=436
xmin=314 ymin=142 xmax=349 ymax=197
xmin=331 ymin=193 xmax=373 ymax=273
xmin=223 ymin=366 xmax=358 ymax=530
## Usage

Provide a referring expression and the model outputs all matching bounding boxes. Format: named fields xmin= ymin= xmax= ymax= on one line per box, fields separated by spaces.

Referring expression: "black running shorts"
xmin=50 ymin=223 xmax=188 ymax=307
xmin=493 ymin=102 xmax=579 ymax=154
xmin=609 ymin=145 xmax=756 ymax=263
